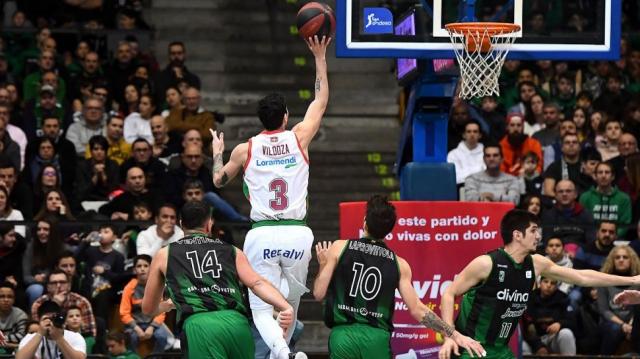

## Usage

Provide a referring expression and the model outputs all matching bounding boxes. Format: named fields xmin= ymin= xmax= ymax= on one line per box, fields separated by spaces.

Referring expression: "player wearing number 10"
xmin=314 ymin=196 xmax=486 ymax=359
xmin=210 ymin=36 xmax=330 ymax=359
xmin=438 ymin=209 xmax=640 ymax=359
xmin=142 ymin=201 xmax=296 ymax=358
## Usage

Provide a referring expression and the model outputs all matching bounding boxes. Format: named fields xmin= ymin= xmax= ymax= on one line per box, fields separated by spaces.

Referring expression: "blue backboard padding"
xmin=400 ymin=162 xmax=457 ymax=200
xmin=412 ymin=112 xmax=448 ymax=163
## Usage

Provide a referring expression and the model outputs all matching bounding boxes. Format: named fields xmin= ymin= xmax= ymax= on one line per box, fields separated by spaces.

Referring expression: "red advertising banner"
xmin=339 ymin=201 xmax=514 ymax=358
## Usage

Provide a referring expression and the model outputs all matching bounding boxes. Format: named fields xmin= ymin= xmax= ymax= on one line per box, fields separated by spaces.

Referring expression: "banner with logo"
xmin=339 ymin=201 xmax=515 ymax=358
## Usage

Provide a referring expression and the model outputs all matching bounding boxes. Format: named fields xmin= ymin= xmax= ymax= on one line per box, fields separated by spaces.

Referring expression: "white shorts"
xmin=243 ymin=225 xmax=314 ymax=310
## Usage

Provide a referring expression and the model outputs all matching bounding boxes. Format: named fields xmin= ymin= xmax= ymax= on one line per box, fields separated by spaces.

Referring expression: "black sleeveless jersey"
xmin=324 ymin=237 xmax=399 ymax=331
xmin=455 ymin=248 xmax=535 ymax=346
xmin=165 ymin=233 xmax=247 ymax=323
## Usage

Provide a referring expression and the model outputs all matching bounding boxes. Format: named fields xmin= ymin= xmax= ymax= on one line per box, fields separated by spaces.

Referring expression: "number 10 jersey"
xmin=244 ymin=130 xmax=309 ymax=222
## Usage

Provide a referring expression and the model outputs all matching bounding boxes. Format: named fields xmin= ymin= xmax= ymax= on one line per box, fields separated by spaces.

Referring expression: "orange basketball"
xmin=466 ymin=34 xmax=492 ymax=53
xmin=296 ymin=2 xmax=336 ymax=39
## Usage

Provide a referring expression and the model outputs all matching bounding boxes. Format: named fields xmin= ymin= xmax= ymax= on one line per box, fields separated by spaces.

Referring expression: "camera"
xmin=52 ymin=313 xmax=66 ymax=328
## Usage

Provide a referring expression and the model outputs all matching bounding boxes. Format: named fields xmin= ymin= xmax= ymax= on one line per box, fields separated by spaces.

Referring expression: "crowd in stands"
xmin=0 ymin=3 xmax=250 ymax=357
xmin=447 ymin=42 xmax=640 ymax=355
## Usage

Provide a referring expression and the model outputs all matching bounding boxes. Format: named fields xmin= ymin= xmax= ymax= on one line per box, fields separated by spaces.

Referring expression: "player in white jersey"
xmin=209 ymin=35 xmax=330 ymax=359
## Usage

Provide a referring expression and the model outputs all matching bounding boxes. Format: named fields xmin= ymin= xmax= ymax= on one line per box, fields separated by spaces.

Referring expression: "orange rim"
xmin=445 ymin=22 xmax=521 ymax=36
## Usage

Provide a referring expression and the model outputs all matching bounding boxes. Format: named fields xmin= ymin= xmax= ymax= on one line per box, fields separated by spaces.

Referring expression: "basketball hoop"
xmin=445 ymin=22 xmax=521 ymax=99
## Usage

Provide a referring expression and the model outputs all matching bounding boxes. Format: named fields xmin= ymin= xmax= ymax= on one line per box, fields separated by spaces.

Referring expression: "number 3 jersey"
xmin=455 ymin=248 xmax=535 ymax=346
xmin=244 ymin=130 xmax=309 ymax=222
xmin=165 ymin=233 xmax=247 ymax=323
xmin=324 ymin=237 xmax=399 ymax=331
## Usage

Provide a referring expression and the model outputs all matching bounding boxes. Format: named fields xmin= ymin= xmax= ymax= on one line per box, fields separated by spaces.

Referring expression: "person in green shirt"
xmin=107 ymin=331 xmax=140 ymax=359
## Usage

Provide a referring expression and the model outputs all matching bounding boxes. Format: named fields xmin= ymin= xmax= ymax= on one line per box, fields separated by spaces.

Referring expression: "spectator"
xmin=135 ymin=204 xmax=183 ymax=257
xmin=0 ymin=104 xmax=27 ymax=170
xmin=447 ymin=120 xmax=485 ymax=185
xmin=149 ymin=115 xmax=180 ymax=163
xmin=0 ymin=282 xmax=28 ymax=354
xmin=66 ymin=98 xmax=106 ymax=156
xmin=544 ymin=237 xmax=574 ymax=294
xmin=34 ymin=189 xmax=75 ymax=222
xmin=0 ymin=107 xmax=22 ymax=172
xmin=99 ymin=167 xmax=163 ymax=220
xmin=551 ymin=73 xmax=577 ymax=116
xmin=447 ymin=102 xmax=471 ymax=151
xmin=65 ymin=306 xmax=94 ymax=354
xmin=168 ymin=129 xmax=210 ymax=169
xmin=165 ymin=87 xmax=220 ymax=142
xmin=499 ymin=112 xmax=543 ymax=176
xmin=22 ymin=50 xmax=66 ymax=103
xmin=541 ymin=179 xmax=595 ymax=253
xmin=521 ymin=152 xmax=543 ymax=196
xmin=26 ymin=116 xmax=76 ymax=188
xmin=542 ymin=133 xmax=582 ymax=197
xmin=106 ymin=42 xmax=138 ymax=108
xmin=23 ymin=137 xmax=63 ymax=191
xmin=84 ymin=114 xmax=130 ymax=166
xmin=593 ymin=73 xmax=632 ymax=119
xmin=22 ymin=218 xmax=66 ymax=306
xmin=107 ymin=331 xmax=141 ymax=359
xmin=119 ymin=139 xmax=166 ymax=191
xmin=586 ymin=110 xmax=607 ymax=148
xmin=525 ymin=93 xmax=545 ymax=136
xmin=0 ymin=223 xmax=25 ymax=293
xmin=68 ymin=52 xmax=105 ymax=105
xmin=597 ymin=245 xmax=640 ymax=354
xmin=523 ymin=277 xmax=576 ymax=355
xmin=574 ymin=220 xmax=617 ymax=271
xmin=0 ymin=159 xmax=33 ymax=218
xmin=121 ymin=84 xmax=139 ymax=117
xmin=124 ymin=94 xmax=155 ymax=144
xmin=55 ymin=252 xmax=81 ymax=295
xmin=155 ymin=41 xmax=201 ymax=104
xmin=31 ymin=165 xmax=62 ymax=215
xmin=576 ymin=146 xmax=601 ymax=194
xmin=533 ymin=102 xmax=562 ymax=147
xmin=509 ymin=81 xmax=538 ymax=123
xmin=521 ymin=194 xmax=542 ymax=217
xmin=75 ymin=135 xmax=120 ymax=204
xmin=573 ymin=107 xmax=591 ymax=143
xmin=160 ymin=86 xmax=183 ymax=118
xmin=76 ymin=224 xmax=125 ymax=325
xmin=22 ymin=85 xmax=66 ymax=141
xmin=597 ymin=118 xmax=623 ymax=161
xmin=31 ymin=270 xmax=97 ymax=337
xmin=464 ymin=144 xmax=521 ymax=204
xmin=579 ymin=162 xmax=632 ymax=237
xmin=120 ymin=255 xmax=171 ymax=353
xmin=16 ymin=300 xmax=86 ymax=359
xmin=609 ymin=132 xmax=638 ymax=184
xmin=542 ymin=118 xmax=578 ymax=169
xmin=0 ymin=186 xmax=25 ymax=237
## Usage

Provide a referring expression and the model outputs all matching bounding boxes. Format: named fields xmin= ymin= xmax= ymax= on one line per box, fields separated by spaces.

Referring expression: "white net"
xmin=445 ymin=23 xmax=520 ymax=100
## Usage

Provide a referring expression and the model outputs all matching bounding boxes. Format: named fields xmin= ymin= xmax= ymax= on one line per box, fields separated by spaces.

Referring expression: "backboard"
xmin=336 ymin=0 xmax=621 ymax=60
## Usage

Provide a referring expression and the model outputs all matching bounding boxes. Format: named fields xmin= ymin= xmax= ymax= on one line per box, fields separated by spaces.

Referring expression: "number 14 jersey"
xmin=244 ymin=130 xmax=309 ymax=222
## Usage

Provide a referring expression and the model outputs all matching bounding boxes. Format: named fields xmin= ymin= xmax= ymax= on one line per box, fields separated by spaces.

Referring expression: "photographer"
xmin=16 ymin=300 xmax=86 ymax=359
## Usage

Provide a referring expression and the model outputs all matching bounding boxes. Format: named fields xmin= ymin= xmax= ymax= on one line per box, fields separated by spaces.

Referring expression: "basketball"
xmin=296 ymin=2 xmax=336 ymax=39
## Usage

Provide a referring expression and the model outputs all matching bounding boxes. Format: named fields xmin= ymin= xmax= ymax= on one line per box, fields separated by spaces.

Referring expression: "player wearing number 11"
xmin=438 ymin=210 xmax=640 ymax=359
xmin=209 ymin=35 xmax=330 ymax=359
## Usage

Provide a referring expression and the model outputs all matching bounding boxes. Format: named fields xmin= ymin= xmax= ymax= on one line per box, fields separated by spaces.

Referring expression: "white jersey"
xmin=244 ymin=130 xmax=309 ymax=222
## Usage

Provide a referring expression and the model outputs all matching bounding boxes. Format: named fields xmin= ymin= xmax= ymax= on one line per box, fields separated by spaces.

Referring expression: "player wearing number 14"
xmin=210 ymin=36 xmax=330 ymax=359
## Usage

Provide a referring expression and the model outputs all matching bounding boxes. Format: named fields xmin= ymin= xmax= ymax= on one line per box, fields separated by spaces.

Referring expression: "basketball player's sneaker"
xmin=289 ymin=353 xmax=308 ymax=359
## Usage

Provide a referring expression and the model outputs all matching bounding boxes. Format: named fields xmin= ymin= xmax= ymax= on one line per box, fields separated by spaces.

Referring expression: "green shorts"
xmin=182 ymin=310 xmax=254 ymax=359
xmin=329 ymin=324 xmax=391 ymax=359
xmin=456 ymin=344 xmax=513 ymax=359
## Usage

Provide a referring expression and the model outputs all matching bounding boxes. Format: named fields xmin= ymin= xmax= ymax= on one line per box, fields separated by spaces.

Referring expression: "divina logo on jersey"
xmin=363 ymin=8 xmax=393 ymax=34
xmin=496 ymin=289 xmax=529 ymax=302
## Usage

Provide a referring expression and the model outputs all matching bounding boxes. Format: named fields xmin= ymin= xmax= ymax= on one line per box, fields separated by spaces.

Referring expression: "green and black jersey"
xmin=324 ymin=237 xmax=399 ymax=332
xmin=455 ymin=248 xmax=535 ymax=347
xmin=165 ymin=233 xmax=247 ymax=324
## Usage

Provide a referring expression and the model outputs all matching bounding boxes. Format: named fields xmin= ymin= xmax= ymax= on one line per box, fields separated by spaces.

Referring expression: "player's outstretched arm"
xmin=534 ymin=254 xmax=640 ymax=287
xmin=438 ymin=255 xmax=492 ymax=359
xmin=236 ymin=249 xmax=294 ymax=329
xmin=614 ymin=290 xmax=640 ymax=305
xmin=313 ymin=240 xmax=345 ymax=301
xmin=210 ymin=129 xmax=247 ymax=188
xmin=397 ymin=257 xmax=486 ymax=358
xmin=292 ymin=35 xmax=331 ymax=150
